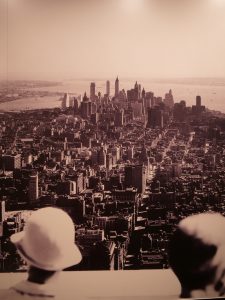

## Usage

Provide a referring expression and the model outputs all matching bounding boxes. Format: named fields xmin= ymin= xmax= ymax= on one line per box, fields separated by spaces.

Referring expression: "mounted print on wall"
xmin=0 ymin=0 xmax=225 ymax=299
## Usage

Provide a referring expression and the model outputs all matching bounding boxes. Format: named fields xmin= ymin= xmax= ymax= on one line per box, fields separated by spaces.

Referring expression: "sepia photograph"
xmin=0 ymin=0 xmax=225 ymax=299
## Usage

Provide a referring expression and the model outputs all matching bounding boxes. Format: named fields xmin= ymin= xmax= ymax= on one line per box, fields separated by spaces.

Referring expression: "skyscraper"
xmin=174 ymin=101 xmax=187 ymax=121
xmin=130 ymin=102 xmax=143 ymax=119
xmin=29 ymin=173 xmax=39 ymax=203
xmin=127 ymin=82 xmax=139 ymax=102
xmin=98 ymin=147 xmax=106 ymax=167
xmin=196 ymin=95 xmax=201 ymax=107
xmin=114 ymin=109 xmax=124 ymax=127
xmin=192 ymin=95 xmax=205 ymax=114
xmin=0 ymin=200 xmax=5 ymax=237
xmin=147 ymin=107 xmax=164 ymax=128
xmin=61 ymin=93 xmax=70 ymax=109
xmin=0 ymin=201 xmax=5 ymax=223
xmin=80 ymin=92 xmax=92 ymax=119
xmin=142 ymin=88 xmax=146 ymax=99
xmin=116 ymin=90 xmax=127 ymax=104
xmin=90 ymin=82 xmax=96 ymax=101
xmin=127 ymin=147 xmax=134 ymax=160
xmin=115 ymin=77 xmax=119 ymax=97
xmin=125 ymin=165 xmax=146 ymax=193
xmin=73 ymin=97 xmax=81 ymax=115
xmin=145 ymin=92 xmax=154 ymax=108
xmin=0 ymin=154 xmax=21 ymax=171
xmin=106 ymin=80 xmax=110 ymax=96
xmin=135 ymin=165 xmax=146 ymax=194
xmin=164 ymin=89 xmax=174 ymax=108
xmin=106 ymin=153 xmax=113 ymax=171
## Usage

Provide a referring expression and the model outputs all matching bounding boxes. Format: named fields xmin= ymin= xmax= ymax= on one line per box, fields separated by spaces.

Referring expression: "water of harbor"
xmin=0 ymin=78 xmax=225 ymax=113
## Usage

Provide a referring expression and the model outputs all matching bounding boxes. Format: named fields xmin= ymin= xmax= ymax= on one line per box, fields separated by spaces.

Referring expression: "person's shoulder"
xmin=0 ymin=288 xmax=18 ymax=300
xmin=0 ymin=288 xmax=11 ymax=298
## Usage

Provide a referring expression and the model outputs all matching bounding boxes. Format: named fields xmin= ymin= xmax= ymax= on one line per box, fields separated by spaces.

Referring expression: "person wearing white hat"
xmin=168 ymin=212 xmax=225 ymax=299
xmin=0 ymin=207 xmax=82 ymax=299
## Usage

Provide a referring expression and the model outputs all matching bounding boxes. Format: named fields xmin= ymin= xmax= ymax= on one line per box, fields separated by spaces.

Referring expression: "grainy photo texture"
xmin=0 ymin=0 xmax=225 ymax=299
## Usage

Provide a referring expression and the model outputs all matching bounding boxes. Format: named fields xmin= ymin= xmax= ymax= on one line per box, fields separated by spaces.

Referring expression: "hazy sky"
xmin=1 ymin=0 xmax=225 ymax=80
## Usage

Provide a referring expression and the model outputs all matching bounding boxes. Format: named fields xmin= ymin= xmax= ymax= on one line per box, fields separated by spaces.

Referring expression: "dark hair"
xmin=168 ymin=228 xmax=217 ymax=293
xmin=28 ymin=266 xmax=57 ymax=284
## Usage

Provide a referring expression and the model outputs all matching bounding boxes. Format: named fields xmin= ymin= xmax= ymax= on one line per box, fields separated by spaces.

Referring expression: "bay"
xmin=0 ymin=78 xmax=225 ymax=113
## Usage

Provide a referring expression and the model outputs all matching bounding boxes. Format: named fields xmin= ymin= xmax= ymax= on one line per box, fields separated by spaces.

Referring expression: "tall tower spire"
xmin=90 ymin=82 xmax=96 ymax=101
xmin=106 ymin=80 xmax=110 ymax=96
xmin=115 ymin=77 xmax=119 ymax=97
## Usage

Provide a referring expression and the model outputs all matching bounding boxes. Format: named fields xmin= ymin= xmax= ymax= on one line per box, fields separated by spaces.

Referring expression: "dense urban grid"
xmin=0 ymin=78 xmax=225 ymax=272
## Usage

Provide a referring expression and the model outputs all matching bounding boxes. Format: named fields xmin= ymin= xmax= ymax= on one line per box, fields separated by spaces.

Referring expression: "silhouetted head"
xmin=169 ymin=213 xmax=225 ymax=298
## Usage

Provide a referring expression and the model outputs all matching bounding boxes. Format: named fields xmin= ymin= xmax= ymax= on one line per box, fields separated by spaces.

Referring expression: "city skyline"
xmin=1 ymin=0 xmax=225 ymax=80
xmin=0 ymin=72 xmax=225 ymax=276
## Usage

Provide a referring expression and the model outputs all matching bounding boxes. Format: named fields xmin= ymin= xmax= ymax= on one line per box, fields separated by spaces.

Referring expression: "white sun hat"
xmin=10 ymin=207 xmax=82 ymax=271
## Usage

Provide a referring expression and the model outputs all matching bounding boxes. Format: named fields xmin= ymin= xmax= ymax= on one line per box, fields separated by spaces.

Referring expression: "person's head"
xmin=10 ymin=207 xmax=82 ymax=282
xmin=169 ymin=213 xmax=225 ymax=298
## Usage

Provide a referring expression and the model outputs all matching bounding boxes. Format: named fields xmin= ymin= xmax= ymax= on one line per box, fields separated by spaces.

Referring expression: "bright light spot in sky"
xmin=121 ymin=0 xmax=145 ymax=13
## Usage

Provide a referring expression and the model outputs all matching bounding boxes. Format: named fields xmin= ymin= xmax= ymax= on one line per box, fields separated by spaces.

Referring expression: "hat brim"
xmin=10 ymin=232 xmax=82 ymax=271
xmin=10 ymin=231 xmax=24 ymax=244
